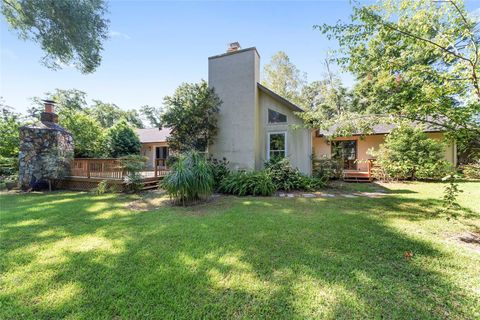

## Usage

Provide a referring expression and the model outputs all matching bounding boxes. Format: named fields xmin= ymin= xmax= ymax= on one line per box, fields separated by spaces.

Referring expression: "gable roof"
xmin=257 ymin=83 xmax=304 ymax=113
xmin=135 ymin=128 xmax=170 ymax=143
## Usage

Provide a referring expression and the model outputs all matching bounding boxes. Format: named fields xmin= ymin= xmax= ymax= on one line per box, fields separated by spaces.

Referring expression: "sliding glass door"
xmin=331 ymin=140 xmax=357 ymax=170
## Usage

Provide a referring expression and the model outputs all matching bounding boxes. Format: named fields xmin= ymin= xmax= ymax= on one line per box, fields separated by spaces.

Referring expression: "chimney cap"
xmin=227 ymin=42 xmax=241 ymax=52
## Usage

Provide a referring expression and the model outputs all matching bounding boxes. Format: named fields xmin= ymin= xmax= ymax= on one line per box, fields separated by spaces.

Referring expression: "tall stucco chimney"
xmin=208 ymin=45 xmax=260 ymax=170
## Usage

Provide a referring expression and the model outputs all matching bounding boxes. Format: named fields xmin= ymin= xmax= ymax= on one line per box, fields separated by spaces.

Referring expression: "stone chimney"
xmin=18 ymin=99 xmax=74 ymax=190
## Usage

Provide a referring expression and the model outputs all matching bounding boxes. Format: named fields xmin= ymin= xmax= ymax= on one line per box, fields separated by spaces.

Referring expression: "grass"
xmin=1 ymin=181 xmax=479 ymax=319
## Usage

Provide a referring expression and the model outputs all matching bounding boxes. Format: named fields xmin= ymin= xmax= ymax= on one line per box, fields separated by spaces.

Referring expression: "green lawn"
xmin=1 ymin=182 xmax=479 ymax=319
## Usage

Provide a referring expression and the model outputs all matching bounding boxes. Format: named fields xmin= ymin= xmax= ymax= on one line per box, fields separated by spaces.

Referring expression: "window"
xmin=268 ymin=132 xmax=286 ymax=160
xmin=331 ymin=140 xmax=357 ymax=170
xmin=156 ymin=146 xmax=169 ymax=159
xmin=268 ymin=109 xmax=287 ymax=124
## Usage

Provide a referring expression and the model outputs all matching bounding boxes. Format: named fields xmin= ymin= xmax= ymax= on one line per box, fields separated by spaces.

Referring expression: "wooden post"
xmin=87 ymin=159 xmax=91 ymax=179
xmin=154 ymin=159 xmax=158 ymax=178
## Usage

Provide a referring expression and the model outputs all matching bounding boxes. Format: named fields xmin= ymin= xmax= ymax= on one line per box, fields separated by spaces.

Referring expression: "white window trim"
xmin=267 ymin=131 xmax=287 ymax=161
xmin=267 ymin=108 xmax=288 ymax=125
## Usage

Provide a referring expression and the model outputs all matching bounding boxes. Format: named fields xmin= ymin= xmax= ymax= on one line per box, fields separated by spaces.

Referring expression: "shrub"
xmin=312 ymin=156 xmax=343 ymax=180
xmin=265 ymin=158 xmax=325 ymax=191
xmin=219 ymin=170 xmax=276 ymax=196
xmin=121 ymin=155 xmax=147 ymax=193
xmin=105 ymin=119 xmax=141 ymax=158
xmin=207 ymin=157 xmax=230 ymax=190
xmin=93 ymin=180 xmax=109 ymax=195
xmin=461 ymin=161 xmax=480 ymax=180
xmin=162 ymin=151 xmax=213 ymax=205
xmin=370 ymin=124 xmax=450 ymax=180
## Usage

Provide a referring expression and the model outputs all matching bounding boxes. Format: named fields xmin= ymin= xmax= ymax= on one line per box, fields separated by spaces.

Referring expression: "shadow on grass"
xmin=0 ymin=191 xmax=478 ymax=319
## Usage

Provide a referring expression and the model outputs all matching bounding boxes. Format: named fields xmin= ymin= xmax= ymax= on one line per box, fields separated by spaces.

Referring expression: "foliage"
xmin=461 ymin=161 xmax=480 ymax=180
xmin=28 ymin=89 xmax=87 ymax=119
xmin=120 ymin=155 xmax=147 ymax=193
xmin=89 ymin=100 xmax=143 ymax=128
xmin=105 ymin=120 xmax=141 ymax=158
xmin=140 ymin=105 xmax=162 ymax=127
xmin=440 ymin=174 xmax=463 ymax=220
xmin=0 ymin=157 xmax=18 ymax=176
xmin=312 ymin=156 xmax=343 ymax=180
xmin=265 ymin=158 xmax=326 ymax=191
xmin=93 ymin=180 xmax=109 ymax=196
xmin=161 ymin=80 xmax=221 ymax=152
xmin=219 ymin=170 xmax=276 ymax=196
xmin=0 ymin=103 xmax=22 ymax=159
xmin=207 ymin=157 xmax=230 ymax=191
xmin=317 ymin=0 xmax=480 ymax=144
xmin=262 ymin=51 xmax=306 ymax=106
xmin=1 ymin=0 xmax=109 ymax=73
xmin=162 ymin=151 xmax=213 ymax=205
xmin=58 ymin=109 xmax=105 ymax=158
xmin=370 ymin=125 xmax=451 ymax=180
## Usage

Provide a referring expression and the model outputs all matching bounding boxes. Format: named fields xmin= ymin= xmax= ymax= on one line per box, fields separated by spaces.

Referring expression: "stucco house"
xmin=137 ymin=43 xmax=457 ymax=179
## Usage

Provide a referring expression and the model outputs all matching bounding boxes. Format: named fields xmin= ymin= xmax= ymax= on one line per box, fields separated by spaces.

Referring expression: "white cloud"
xmin=109 ymin=31 xmax=131 ymax=40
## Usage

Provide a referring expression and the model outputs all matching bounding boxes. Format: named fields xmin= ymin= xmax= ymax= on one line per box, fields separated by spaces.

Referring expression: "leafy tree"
xmin=1 ymin=0 xmax=109 ymax=73
xmin=370 ymin=125 xmax=451 ymax=180
xmin=140 ymin=105 xmax=162 ymax=127
xmin=28 ymin=89 xmax=87 ymax=119
xmin=58 ymin=109 xmax=104 ymax=158
xmin=317 ymin=0 xmax=480 ymax=145
xmin=0 ymin=100 xmax=22 ymax=158
xmin=262 ymin=51 xmax=306 ymax=106
xmin=88 ymin=100 xmax=144 ymax=128
xmin=105 ymin=119 xmax=141 ymax=158
xmin=161 ymin=80 xmax=221 ymax=152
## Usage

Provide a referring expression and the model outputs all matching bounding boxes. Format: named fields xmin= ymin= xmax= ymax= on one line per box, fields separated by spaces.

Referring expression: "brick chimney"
xmin=40 ymin=99 xmax=59 ymax=123
xmin=227 ymin=42 xmax=241 ymax=53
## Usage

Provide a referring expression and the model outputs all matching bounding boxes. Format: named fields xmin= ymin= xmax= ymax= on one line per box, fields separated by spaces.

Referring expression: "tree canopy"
xmin=1 ymin=0 xmax=109 ymax=73
xmin=105 ymin=119 xmax=141 ymax=158
xmin=262 ymin=51 xmax=306 ymax=106
xmin=161 ymin=80 xmax=221 ymax=152
xmin=317 ymin=0 xmax=480 ymax=145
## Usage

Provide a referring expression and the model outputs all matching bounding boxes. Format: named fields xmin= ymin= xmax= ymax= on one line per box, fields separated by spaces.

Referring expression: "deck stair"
xmin=140 ymin=177 xmax=162 ymax=190
xmin=343 ymin=170 xmax=372 ymax=182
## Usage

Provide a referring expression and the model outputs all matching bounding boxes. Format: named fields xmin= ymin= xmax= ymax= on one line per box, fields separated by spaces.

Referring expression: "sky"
xmin=1 ymin=1 xmax=479 ymax=114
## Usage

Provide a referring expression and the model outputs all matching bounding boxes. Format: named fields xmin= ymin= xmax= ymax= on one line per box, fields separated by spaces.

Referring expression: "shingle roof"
xmin=317 ymin=119 xmax=445 ymax=137
xmin=257 ymin=83 xmax=304 ymax=113
xmin=135 ymin=128 xmax=170 ymax=143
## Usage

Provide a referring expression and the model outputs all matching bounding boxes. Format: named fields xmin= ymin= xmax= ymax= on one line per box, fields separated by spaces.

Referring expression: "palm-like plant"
xmin=162 ymin=151 xmax=213 ymax=205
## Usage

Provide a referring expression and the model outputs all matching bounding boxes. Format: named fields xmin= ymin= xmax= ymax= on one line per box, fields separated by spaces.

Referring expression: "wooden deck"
xmin=57 ymin=158 xmax=170 ymax=191
xmin=342 ymin=160 xmax=374 ymax=182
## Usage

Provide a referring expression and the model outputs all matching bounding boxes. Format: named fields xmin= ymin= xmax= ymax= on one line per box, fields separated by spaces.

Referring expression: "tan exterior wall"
xmin=208 ymin=48 xmax=260 ymax=171
xmin=140 ymin=142 xmax=168 ymax=170
xmin=313 ymin=132 xmax=456 ymax=171
xmin=258 ymin=92 xmax=311 ymax=174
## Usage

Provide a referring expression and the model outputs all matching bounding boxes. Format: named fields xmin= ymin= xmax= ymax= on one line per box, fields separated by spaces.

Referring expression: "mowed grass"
xmin=1 ymin=182 xmax=479 ymax=319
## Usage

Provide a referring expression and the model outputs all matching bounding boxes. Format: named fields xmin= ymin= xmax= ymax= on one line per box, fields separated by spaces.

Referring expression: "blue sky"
xmin=1 ymin=1 xmax=478 ymax=114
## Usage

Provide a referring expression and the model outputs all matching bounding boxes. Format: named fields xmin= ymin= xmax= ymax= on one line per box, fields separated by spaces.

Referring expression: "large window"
xmin=268 ymin=132 xmax=286 ymax=160
xmin=331 ymin=140 xmax=357 ymax=170
xmin=268 ymin=109 xmax=287 ymax=124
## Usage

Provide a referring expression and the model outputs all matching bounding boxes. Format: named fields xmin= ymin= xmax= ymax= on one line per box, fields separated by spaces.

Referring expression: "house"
xmin=136 ymin=128 xmax=171 ymax=170
xmin=137 ymin=43 xmax=457 ymax=178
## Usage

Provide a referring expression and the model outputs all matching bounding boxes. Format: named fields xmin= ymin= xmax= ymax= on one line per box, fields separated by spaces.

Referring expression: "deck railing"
xmin=69 ymin=158 xmax=170 ymax=180
xmin=154 ymin=158 xmax=170 ymax=177
xmin=70 ymin=158 xmax=125 ymax=179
